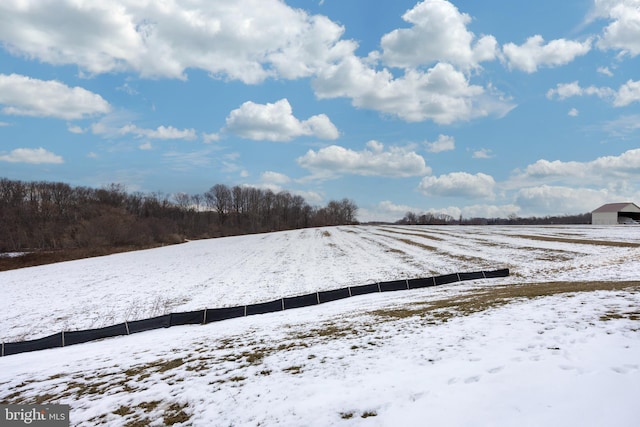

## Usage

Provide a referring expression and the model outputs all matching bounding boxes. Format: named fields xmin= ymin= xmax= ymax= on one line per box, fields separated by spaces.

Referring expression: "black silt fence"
xmin=482 ymin=268 xmax=509 ymax=278
xmin=458 ymin=271 xmax=486 ymax=281
xmin=379 ymin=279 xmax=409 ymax=292
xmin=205 ymin=306 xmax=245 ymax=323
xmin=407 ymin=277 xmax=435 ymax=289
xmin=1 ymin=268 xmax=509 ymax=357
xmin=245 ymin=299 xmax=283 ymax=316
xmin=170 ymin=310 xmax=206 ymax=327
xmin=3 ymin=332 xmax=63 ymax=356
xmin=435 ymin=273 xmax=460 ymax=285
xmin=349 ymin=283 xmax=380 ymax=296
xmin=283 ymin=293 xmax=319 ymax=310
xmin=127 ymin=314 xmax=171 ymax=334
xmin=318 ymin=288 xmax=351 ymax=304
xmin=64 ymin=323 xmax=128 ymax=346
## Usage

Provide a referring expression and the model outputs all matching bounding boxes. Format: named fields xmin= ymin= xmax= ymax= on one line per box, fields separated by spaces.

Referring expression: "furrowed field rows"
xmin=1 ymin=225 xmax=639 ymax=427
xmin=2 ymin=225 xmax=639 ymax=342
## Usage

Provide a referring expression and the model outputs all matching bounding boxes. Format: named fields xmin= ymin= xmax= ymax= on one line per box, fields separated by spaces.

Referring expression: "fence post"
xmin=348 ymin=287 xmax=352 ymax=297
xmin=61 ymin=331 xmax=65 ymax=347
xmin=244 ymin=305 xmax=247 ymax=317
xmin=203 ymin=309 xmax=207 ymax=325
xmin=125 ymin=321 xmax=130 ymax=335
xmin=432 ymin=277 xmax=436 ymax=286
xmin=377 ymin=282 xmax=381 ymax=292
xmin=281 ymin=298 xmax=285 ymax=311
xmin=1 ymin=342 xmax=4 ymax=357
xmin=482 ymin=270 xmax=487 ymax=279
xmin=405 ymin=279 xmax=409 ymax=290
xmin=316 ymin=292 xmax=320 ymax=305
xmin=456 ymin=273 xmax=461 ymax=282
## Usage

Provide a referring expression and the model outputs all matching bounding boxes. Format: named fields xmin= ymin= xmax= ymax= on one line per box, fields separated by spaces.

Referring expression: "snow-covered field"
xmin=1 ymin=225 xmax=639 ymax=426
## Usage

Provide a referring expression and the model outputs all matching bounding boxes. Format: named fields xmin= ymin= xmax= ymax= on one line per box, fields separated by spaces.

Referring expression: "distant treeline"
xmin=0 ymin=178 xmax=358 ymax=253
xmin=396 ymin=211 xmax=591 ymax=226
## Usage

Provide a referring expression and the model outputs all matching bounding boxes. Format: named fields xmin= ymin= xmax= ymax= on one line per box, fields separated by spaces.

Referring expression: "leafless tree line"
xmin=396 ymin=211 xmax=591 ymax=226
xmin=0 ymin=178 xmax=358 ymax=252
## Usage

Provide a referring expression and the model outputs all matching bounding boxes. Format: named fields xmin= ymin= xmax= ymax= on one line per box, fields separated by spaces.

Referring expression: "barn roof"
xmin=592 ymin=202 xmax=640 ymax=213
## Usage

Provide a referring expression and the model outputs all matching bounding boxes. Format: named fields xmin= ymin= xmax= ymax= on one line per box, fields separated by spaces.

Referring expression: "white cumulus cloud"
xmin=119 ymin=124 xmax=197 ymax=140
xmin=0 ymin=0 xmax=349 ymax=84
xmin=515 ymin=185 xmax=617 ymax=216
xmin=0 ymin=147 xmax=64 ymax=164
xmin=472 ymin=148 xmax=494 ymax=159
xmin=425 ymin=135 xmax=455 ymax=153
xmin=614 ymin=79 xmax=640 ymax=106
xmin=314 ymin=60 xmax=514 ymax=124
xmin=512 ymin=148 xmax=640 ymax=189
xmin=0 ymin=1 xmax=515 ymax=126
xmin=597 ymin=66 xmax=614 ymax=76
xmin=546 ymin=80 xmax=640 ymax=106
xmin=419 ymin=172 xmax=496 ymax=199
xmin=379 ymin=0 xmax=498 ymax=70
xmin=67 ymin=124 xmax=85 ymax=134
xmin=0 ymin=73 xmax=111 ymax=120
xmin=461 ymin=204 xmax=520 ymax=219
xmin=202 ymin=132 xmax=220 ymax=143
xmin=297 ymin=142 xmax=430 ymax=179
xmin=225 ymin=99 xmax=339 ymax=142
xmin=261 ymin=171 xmax=291 ymax=185
xmin=593 ymin=0 xmax=640 ymax=57
xmin=503 ymin=35 xmax=592 ymax=73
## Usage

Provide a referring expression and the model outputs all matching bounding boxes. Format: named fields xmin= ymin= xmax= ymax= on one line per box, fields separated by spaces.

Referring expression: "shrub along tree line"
xmin=0 ymin=178 xmax=358 ymax=256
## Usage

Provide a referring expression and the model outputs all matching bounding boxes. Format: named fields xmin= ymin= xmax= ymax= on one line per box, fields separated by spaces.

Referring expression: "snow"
xmin=0 ymin=252 xmax=28 ymax=258
xmin=1 ymin=225 xmax=639 ymax=426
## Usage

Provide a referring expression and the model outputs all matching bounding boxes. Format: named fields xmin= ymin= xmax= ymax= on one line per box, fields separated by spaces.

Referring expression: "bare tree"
xmin=205 ymin=184 xmax=232 ymax=226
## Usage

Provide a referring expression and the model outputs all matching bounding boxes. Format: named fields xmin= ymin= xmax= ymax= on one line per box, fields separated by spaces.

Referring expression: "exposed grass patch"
xmin=185 ymin=361 xmax=209 ymax=372
xmin=113 ymin=405 xmax=133 ymax=416
xmin=375 ymin=232 xmax=493 ymax=267
xmin=282 ymin=365 xmax=303 ymax=375
xmin=124 ymin=417 xmax=152 ymax=427
xmin=47 ymin=373 xmax=65 ymax=381
xmin=532 ymin=249 xmax=576 ymax=262
xmin=294 ymin=323 xmax=357 ymax=341
xmin=32 ymin=393 xmax=57 ymax=404
xmin=242 ymin=348 xmax=267 ymax=365
xmin=371 ymin=281 xmax=640 ymax=322
xmin=138 ymin=401 xmax=161 ymax=412
xmin=508 ymin=234 xmax=640 ymax=248
xmin=600 ymin=311 xmax=640 ymax=321
xmin=163 ymin=402 xmax=190 ymax=425
xmin=377 ymin=227 xmax=445 ymax=241
xmin=157 ymin=358 xmax=185 ymax=373
xmin=389 ymin=237 xmax=438 ymax=252
xmin=321 ymin=230 xmax=332 ymax=237
xmin=361 ymin=410 xmax=378 ymax=418
xmin=65 ymin=379 xmax=126 ymax=398
xmin=385 ymin=248 xmax=406 ymax=255
xmin=1 ymin=390 xmax=23 ymax=403
xmin=340 ymin=412 xmax=355 ymax=419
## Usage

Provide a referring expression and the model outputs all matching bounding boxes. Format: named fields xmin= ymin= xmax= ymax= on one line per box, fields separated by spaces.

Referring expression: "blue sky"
xmin=1 ymin=0 xmax=639 ymax=222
